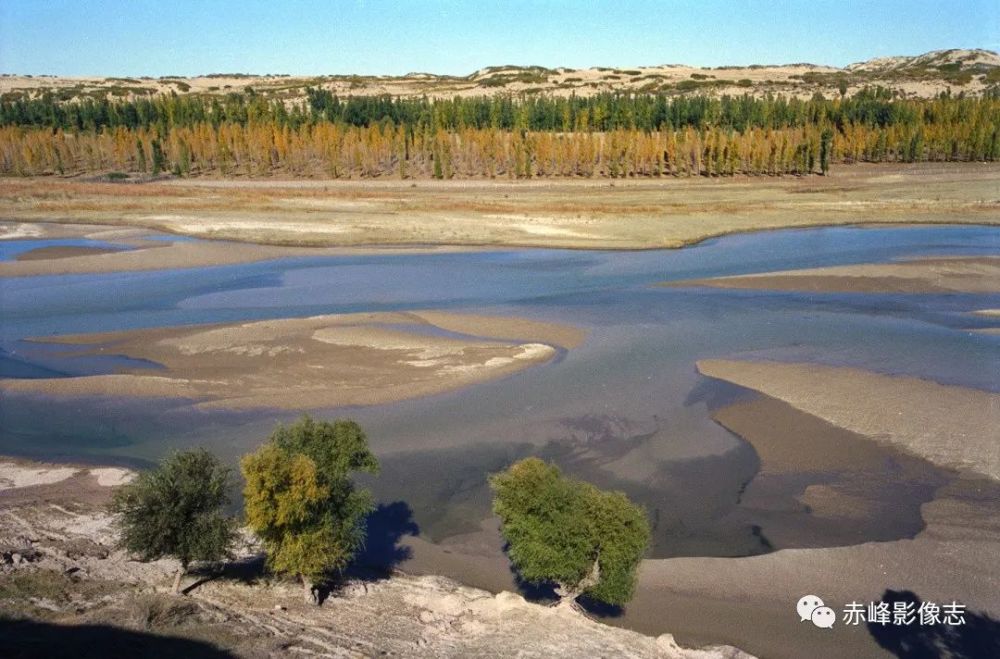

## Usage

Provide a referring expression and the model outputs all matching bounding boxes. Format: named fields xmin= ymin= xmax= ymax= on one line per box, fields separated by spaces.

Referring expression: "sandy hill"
xmin=847 ymin=48 xmax=1000 ymax=72
xmin=1 ymin=48 xmax=997 ymax=104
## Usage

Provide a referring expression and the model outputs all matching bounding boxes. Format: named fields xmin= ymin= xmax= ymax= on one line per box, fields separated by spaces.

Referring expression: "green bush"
xmin=110 ymin=449 xmax=237 ymax=594
xmin=491 ymin=458 xmax=650 ymax=607
xmin=242 ymin=416 xmax=379 ymax=603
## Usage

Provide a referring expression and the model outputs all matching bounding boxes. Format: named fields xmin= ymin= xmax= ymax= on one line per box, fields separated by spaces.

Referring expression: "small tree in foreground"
xmin=491 ymin=458 xmax=650 ymax=608
xmin=110 ymin=449 xmax=237 ymax=594
xmin=241 ymin=416 xmax=379 ymax=604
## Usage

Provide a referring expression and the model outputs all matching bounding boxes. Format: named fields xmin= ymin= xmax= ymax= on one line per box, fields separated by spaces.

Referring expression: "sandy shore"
xmin=696 ymin=359 xmax=1000 ymax=480
xmin=1 ymin=311 xmax=583 ymax=410
xmin=13 ymin=245 xmax=124 ymax=261
xmin=0 ymin=458 xmax=753 ymax=658
xmin=670 ymin=256 xmax=1000 ymax=294
xmin=1 ymin=164 xmax=997 ymax=257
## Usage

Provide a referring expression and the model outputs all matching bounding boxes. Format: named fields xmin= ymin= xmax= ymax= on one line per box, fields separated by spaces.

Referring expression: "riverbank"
xmin=0 ymin=458 xmax=753 ymax=659
xmin=695 ymin=360 xmax=1000 ymax=480
xmin=1 ymin=163 xmax=998 ymax=258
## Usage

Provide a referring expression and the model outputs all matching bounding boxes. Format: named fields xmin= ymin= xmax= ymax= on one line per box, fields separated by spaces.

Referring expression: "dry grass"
xmin=1 ymin=163 xmax=998 ymax=254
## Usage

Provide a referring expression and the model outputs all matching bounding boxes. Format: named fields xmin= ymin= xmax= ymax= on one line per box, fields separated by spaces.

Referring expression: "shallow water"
xmin=1 ymin=224 xmax=998 ymax=557
xmin=0 ymin=238 xmax=132 ymax=261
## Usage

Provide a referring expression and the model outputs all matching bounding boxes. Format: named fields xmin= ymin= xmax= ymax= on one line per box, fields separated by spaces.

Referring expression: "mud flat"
xmin=1 ymin=311 xmax=583 ymax=410
xmin=1 ymin=163 xmax=998 ymax=253
xmin=668 ymin=256 xmax=1000 ymax=294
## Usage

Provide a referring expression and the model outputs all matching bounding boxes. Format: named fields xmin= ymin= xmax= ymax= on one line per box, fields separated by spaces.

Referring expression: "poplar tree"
xmin=110 ymin=449 xmax=236 ymax=595
xmin=242 ymin=417 xmax=379 ymax=604
xmin=491 ymin=458 xmax=650 ymax=608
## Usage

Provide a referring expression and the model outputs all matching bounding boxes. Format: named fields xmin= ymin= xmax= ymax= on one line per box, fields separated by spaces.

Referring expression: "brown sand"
xmin=672 ymin=256 xmax=1000 ymax=294
xmin=0 ymin=458 xmax=133 ymax=508
xmin=696 ymin=359 xmax=1000 ymax=480
xmin=13 ymin=245 xmax=123 ymax=261
xmin=0 ymin=164 xmax=997 ymax=264
xmin=1 ymin=311 xmax=583 ymax=410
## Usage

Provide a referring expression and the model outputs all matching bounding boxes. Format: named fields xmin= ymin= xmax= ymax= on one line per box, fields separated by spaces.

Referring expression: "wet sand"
xmin=607 ymin=389 xmax=999 ymax=659
xmin=1 ymin=311 xmax=583 ymax=410
xmin=13 ymin=245 xmax=124 ymax=261
xmin=0 ymin=234 xmax=469 ymax=277
xmin=1 ymin=163 xmax=997 ymax=255
xmin=669 ymin=256 xmax=1000 ymax=294
xmin=697 ymin=359 xmax=1000 ymax=480
xmin=390 ymin=390 xmax=1000 ymax=659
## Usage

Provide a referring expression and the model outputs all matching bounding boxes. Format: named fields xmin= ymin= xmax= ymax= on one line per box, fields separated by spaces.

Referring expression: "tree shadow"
xmin=187 ymin=502 xmax=419 ymax=603
xmin=353 ymin=501 xmax=420 ymax=573
xmin=867 ymin=589 xmax=1000 ymax=659
xmin=184 ymin=554 xmax=268 ymax=594
xmin=312 ymin=502 xmax=419 ymax=605
xmin=511 ymin=571 xmax=558 ymax=604
xmin=502 ymin=543 xmax=623 ymax=617
xmin=577 ymin=595 xmax=625 ymax=619
xmin=507 ymin=567 xmax=625 ymax=618
xmin=0 ymin=617 xmax=236 ymax=659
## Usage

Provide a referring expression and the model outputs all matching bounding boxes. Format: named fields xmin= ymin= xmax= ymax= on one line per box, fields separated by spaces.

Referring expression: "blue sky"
xmin=1 ymin=1 xmax=995 ymax=76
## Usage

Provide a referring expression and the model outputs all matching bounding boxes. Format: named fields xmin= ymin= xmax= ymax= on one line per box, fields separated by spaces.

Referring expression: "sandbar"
xmin=696 ymin=359 xmax=999 ymax=480
xmin=1 ymin=311 xmax=583 ymax=410
xmin=668 ymin=256 xmax=1000 ymax=294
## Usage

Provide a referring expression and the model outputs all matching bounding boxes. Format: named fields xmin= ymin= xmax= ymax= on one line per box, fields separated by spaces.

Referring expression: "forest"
xmin=1 ymin=88 xmax=998 ymax=178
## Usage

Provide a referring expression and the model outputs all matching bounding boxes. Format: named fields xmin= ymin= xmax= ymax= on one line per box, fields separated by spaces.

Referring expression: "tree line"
xmin=2 ymin=86 xmax=994 ymax=134
xmin=111 ymin=416 xmax=650 ymax=608
xmin=3 ymin=116 xmax=994 ymax=179
xmin=1 ymin=90 xmax=997 ymax=178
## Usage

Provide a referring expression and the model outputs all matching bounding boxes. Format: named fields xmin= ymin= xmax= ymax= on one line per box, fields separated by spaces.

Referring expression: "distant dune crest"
xmin=2 ymin=48 xmax=997 ymax=100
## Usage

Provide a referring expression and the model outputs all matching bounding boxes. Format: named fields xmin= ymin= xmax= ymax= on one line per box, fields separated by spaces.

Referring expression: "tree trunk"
xmin=172 ymin=566 xmax=185 ymax=595
xmin=555 ymin=556 xmax=601 ymax=610
xmin=301 ymin=574 xmax=317 ymax=605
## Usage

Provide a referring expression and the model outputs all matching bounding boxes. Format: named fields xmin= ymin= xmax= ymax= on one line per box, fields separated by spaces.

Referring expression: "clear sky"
xmin=1 ymin=0 xmax=995 ymax=76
